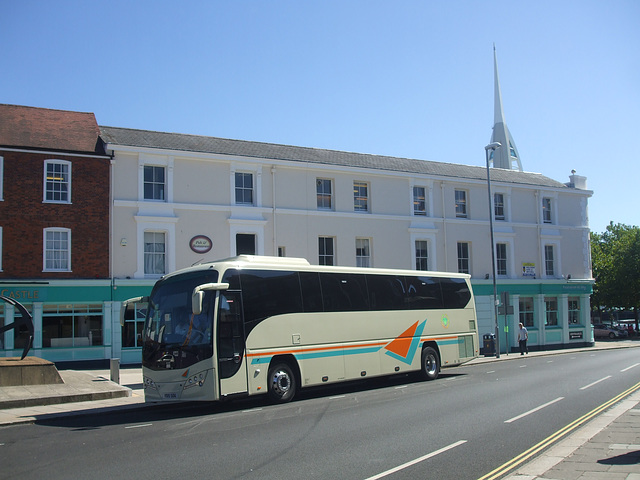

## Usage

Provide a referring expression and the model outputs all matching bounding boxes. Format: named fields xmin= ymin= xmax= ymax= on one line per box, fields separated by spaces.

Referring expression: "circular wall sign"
xmin=190 ymin=235 xmax=212 ymax=254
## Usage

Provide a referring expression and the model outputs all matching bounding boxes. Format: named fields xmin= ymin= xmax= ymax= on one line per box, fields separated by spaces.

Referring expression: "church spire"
xmin=490 ymin=45 xmax=523 ymax=171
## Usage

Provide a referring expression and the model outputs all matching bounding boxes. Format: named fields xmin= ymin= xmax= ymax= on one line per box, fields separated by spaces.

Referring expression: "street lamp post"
xmin=485 ymin=142 xmax=502 ymax=358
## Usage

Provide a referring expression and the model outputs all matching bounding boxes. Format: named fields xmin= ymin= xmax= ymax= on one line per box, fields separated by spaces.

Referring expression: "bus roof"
xmin=159 ymin=255 xmax=471 ymax=281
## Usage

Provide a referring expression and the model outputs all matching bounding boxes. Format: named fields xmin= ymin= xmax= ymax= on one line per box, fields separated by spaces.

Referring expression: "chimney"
xmin=566 ymin=170 xmax=587 ymax=189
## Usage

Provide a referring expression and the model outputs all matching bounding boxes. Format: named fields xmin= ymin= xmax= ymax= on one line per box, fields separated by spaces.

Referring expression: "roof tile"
xmin=0 ymin=104 xmax=103 ymax=154
xmin=100 ymin=125 xmax=567 ymax=189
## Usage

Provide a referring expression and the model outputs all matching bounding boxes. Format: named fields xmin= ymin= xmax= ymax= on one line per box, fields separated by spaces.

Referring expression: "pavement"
xmin=1 ymin=341 xmax=640 ymax=480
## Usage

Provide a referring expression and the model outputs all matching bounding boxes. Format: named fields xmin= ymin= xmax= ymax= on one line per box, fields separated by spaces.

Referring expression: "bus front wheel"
xmin=267 ymin=362 xmax=297 ymax=403
xmin=420 ymin=346 xmax=440 ymax=381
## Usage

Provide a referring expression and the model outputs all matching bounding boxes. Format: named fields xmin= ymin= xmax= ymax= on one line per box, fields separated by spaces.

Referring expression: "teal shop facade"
xmin=1 ymin=278 xmax=594 ymax=366
xmin=1 ymin=280 xmax=153 ymax=366
xmin=473 ymin=280 xmax=594 ymax=354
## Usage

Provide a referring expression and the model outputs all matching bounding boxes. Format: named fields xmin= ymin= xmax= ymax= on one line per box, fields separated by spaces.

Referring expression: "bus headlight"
xmin=183 ymin=370 xmax=207 ymax=390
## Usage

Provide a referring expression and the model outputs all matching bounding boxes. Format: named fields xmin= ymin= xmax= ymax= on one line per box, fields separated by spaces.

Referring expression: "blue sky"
xmin=2 ymin=1 xmax=638 ymax=234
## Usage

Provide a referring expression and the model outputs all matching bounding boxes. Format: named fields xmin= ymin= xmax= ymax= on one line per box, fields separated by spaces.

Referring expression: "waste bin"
xmin=483 ymin=333 xmax=495 ymax=356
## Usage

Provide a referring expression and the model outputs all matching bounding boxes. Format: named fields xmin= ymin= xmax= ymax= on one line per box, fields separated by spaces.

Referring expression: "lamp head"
xmin=485 ymin=142 xmax=502 ymax=151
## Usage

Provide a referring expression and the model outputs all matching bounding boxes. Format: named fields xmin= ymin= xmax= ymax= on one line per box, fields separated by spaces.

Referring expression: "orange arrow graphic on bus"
xmin=384 ymin=320 xmax=427 ymax=365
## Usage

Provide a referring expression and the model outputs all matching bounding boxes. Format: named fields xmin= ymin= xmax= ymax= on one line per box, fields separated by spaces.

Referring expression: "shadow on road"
xmin=34 ymin=369 xmax=468 ymax=429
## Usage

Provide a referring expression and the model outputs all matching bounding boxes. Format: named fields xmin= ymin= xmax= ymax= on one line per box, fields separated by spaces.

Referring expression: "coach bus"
xmin=122 ymin=255 xmax=478 ymax=404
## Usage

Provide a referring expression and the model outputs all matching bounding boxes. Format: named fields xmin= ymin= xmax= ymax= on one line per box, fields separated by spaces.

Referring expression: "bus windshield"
xmin=142 ymin=270 xmax=218 ymax=370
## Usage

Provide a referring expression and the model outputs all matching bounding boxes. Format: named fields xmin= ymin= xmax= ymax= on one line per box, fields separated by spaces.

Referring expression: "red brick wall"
xmin=0 ymin=150 xmax=110 ymax=279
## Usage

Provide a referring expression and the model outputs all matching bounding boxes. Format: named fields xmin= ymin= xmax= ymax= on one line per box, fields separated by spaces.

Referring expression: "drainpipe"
xmin=441 ymin=181 xmax=447 ymax=271
xmin=109 ymin=154 xmax=115 ymax=302
xmin=272 ymin=166 xmax=277 ymax=256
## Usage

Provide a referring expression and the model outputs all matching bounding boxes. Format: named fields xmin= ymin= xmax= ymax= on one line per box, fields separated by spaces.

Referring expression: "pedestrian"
xmin=518 ymin=322 xmax=528 ymax=355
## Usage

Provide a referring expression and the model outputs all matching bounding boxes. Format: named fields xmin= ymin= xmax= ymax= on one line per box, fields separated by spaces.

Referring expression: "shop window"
xmin=42 ymin=304 xmax=103 ymax=348
xmin=519 ymin=297 xmax=534 ymax=327
xmin=122 ymin=301 xmax=147 ymax=348
xmin=568 ymin=297 xmax=581 ymax=324
xmin=545 ymin=297 xmax=558 ymax=326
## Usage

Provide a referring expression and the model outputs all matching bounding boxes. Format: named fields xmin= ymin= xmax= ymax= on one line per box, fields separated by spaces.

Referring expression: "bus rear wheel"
xmin=420 ymin=346 xmax=440 ymax=381
xmin=267 ymin=362 xmax=297 ymax=403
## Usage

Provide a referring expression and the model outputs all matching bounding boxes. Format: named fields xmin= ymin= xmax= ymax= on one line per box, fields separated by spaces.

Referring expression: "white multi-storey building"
xmin=0 ymin=53 xmax=595 ymax=367
xmin=101 ymin=125 xmax=593 ymax=364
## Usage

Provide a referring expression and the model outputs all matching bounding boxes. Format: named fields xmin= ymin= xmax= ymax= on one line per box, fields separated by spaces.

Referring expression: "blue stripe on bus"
xmin=250 ymin=346 xmax=383 ymax=365
xmin=250 ymin=336 xmax=462 ymax=365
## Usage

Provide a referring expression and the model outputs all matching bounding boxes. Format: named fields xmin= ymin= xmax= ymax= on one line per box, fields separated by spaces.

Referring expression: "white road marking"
xmin=364 ymin=440 xmax=467 ymax=480
xmin=505 ymin=397 xmax=564 ymax=423
xmin=125 ymin=423 xmax=152 ymax=429
xmin=580 ymin=376 xmax=612 ymax=390
xmin=621 ymin=363 xmax=640 ymax=372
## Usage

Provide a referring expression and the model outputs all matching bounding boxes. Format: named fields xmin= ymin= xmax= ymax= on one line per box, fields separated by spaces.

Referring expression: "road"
xmin=2 ymin=348 xmax=640 ymax=480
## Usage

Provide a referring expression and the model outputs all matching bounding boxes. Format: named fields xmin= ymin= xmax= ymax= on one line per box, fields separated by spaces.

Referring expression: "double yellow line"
xmin=478 ymin=380 xmax=640 ymax=480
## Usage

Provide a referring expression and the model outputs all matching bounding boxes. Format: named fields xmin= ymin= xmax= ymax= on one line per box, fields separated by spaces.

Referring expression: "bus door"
xmin=217 ymin=290 xmax=248 ymax=397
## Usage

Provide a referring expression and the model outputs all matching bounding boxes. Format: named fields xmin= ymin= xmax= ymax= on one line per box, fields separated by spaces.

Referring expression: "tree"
xmin=591 ymin=222 xmax=640 ymax=327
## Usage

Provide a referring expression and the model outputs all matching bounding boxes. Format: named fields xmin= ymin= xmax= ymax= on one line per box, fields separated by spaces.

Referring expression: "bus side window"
xmin=299 ymin=272 xmax=323 ymax=312
xmin=367 ymin=275 xmax=406 ymax=311
xmin=405 ymin=276 xmax=443 ymax=309
xmin=440 ymin=277 xmax=471 ymax=309
xmin=319 ymin=273 xmax=369 ymax=312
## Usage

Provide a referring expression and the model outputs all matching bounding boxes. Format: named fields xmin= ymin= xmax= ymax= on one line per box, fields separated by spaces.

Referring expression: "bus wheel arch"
xmin=420 ymin=342 xmax=440 ymax=381
xmin=266 ymin=355 xmax=300 ymax=404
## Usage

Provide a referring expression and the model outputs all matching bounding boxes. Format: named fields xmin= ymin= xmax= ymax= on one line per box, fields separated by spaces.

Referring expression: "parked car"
xmin=593 ymin=324 xmax=628 ymax=339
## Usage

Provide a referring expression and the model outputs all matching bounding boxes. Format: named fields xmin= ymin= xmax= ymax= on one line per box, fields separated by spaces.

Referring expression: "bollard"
xmin=110 ymin=358 xmax=120 ymax=384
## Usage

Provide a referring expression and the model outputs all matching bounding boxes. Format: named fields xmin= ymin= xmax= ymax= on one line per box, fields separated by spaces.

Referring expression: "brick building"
xmin=0 ymin=104 xmax=112 ymax=361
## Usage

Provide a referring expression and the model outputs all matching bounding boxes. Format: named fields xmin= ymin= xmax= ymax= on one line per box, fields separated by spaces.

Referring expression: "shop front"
xmin=0 ymin=280 xmax=153 ymax=366
xmin=474 ymin=281 xmax=594 ymax=355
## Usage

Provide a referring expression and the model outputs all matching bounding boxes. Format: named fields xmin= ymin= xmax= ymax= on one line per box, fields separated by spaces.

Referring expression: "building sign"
xmin=522 ymin=263 xmax=536 ymax=277
xmin=569 ymin=331 xmax=583 ymax=340
xmin=563 ymin=284 xmax=592 ymax=293
xmin=189 ymin=235 xmax=213 ymax=254
xmin=0 ymin=288 xmax=44 ymax=301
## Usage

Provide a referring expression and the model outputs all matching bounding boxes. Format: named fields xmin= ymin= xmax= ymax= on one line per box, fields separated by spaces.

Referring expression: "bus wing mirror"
xmin=120 ymin=296 xmax=148 ymax=327
xmin=192 ymin=291 xmax=204 ymax=315
xmin=192 ymin=283 xmax=230 ymax=315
